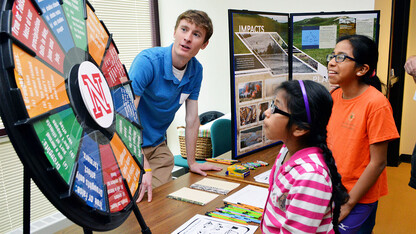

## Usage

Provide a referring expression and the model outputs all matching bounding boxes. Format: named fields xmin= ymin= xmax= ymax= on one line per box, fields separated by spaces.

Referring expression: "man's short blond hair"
xmin=174 ymin=10 xmax=213 ymax=43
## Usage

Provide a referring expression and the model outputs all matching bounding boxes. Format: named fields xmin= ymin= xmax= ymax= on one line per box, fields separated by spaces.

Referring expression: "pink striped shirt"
xmin=261 ymin=145 xmax=334 ymax=234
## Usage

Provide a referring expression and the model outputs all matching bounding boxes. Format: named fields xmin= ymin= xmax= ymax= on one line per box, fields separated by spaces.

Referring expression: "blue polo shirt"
xmin=129 ymin=44 xmax=203 ymax=147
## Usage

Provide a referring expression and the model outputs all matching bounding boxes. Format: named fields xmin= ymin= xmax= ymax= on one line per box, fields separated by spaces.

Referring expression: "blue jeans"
xmin=409 ymin=144 xmax=416 ymax=189
xmin=338 ymin=201 xmax=378 ymax=234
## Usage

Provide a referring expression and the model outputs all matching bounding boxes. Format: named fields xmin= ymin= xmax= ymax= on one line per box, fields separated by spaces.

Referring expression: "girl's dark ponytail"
xmin=315 ymin=131 xmax=349 ymax=233
xmin=279 ymin=80 xmax=349 ymax=233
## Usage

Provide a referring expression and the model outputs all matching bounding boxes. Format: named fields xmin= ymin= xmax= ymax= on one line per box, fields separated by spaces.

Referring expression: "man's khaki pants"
xmin=142 ymin=141 xmax=175 ymax=188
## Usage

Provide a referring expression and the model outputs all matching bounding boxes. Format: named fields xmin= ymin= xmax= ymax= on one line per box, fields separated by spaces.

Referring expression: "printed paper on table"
xmin=190 ymin=178 xmax=240 ymax=195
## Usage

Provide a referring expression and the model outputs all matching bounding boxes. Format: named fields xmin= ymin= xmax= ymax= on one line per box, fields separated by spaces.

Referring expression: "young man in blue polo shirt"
xmin=129 ymin=9 xmax=222 ymax=203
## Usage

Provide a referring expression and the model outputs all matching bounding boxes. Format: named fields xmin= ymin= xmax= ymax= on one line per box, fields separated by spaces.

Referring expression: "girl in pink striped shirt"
xmin=262 ymin=80 xmax=349 ymax=233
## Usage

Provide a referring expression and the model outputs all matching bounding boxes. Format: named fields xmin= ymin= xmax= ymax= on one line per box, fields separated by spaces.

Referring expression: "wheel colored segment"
xmin=100 ymin=143 xmax=131 ymax=213
xmin=85 ymin=4 xmax=108 ymax=66
xmin=33 ymin=107 xmax=82 ymax=184
xmin=74 ymin=133 xmax=106 ymax=212
xmin=12 ymin=44 xmax=70 ymax=118
xmin=110 ymin=133 xmax=141 ymax=196
xmin=12 ymin=0 xmax=66 ymax=72
xmin=34 ymin=0 xmax=75 ymax=52
xmin=62 ymin=0 xmax=88 ymax=51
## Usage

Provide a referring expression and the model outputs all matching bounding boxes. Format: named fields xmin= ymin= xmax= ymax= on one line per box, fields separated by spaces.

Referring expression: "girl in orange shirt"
xmin=326 ymin=35 xmax=399 ymax=233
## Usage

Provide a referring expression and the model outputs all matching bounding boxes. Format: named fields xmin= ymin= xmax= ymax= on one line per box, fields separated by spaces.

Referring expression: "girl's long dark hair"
xmin=278 ymin=80 xmax=349 ymax=233
xmin=337 ymin=34 xmax=383 ymax=92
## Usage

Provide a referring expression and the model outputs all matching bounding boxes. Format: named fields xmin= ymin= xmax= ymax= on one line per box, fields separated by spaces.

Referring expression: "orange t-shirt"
xmin=327 ymin=86 xmax=399 ymax=204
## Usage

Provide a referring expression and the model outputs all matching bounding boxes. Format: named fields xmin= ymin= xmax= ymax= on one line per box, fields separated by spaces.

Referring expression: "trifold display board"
xmin=0 ymin=0 xmax=144 ymax=231
xmin=229 ymin=9 xmax=379 ymax=159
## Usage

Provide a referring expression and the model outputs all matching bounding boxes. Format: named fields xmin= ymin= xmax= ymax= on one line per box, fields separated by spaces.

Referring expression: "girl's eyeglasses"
xmin=326 ymin=54 xmax=356 ymax=63
xmin=270 ymin=100 xmax=291 ymax=117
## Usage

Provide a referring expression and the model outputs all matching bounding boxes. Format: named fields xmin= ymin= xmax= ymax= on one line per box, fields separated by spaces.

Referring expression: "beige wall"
xmin=401 ymin=0 xmax=416 ymax=155
xmin=375 ymin=0 xmax=392 ymax=86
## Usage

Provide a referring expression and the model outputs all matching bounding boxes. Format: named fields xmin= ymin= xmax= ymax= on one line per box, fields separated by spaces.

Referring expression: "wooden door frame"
xmin=386 ymin=0 xmax=411 ymax=166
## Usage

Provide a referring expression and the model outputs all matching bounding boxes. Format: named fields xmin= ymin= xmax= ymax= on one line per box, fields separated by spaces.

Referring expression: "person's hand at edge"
xmin=338 ymin=201 xmax=354 ymax=222
xmin=404 ymin=56 xmax=416 ymax=82
xmin=188 ymin=161 xmax=222 ymax=176
xmin=136 ymin=150 xmax=152 ymax=203
xmin=136 ymin=170 xmax=152 ymax=203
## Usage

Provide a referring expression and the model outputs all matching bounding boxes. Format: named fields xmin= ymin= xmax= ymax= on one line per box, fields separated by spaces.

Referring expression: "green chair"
xmin=174 ymin=118 xmax=231 ymax=169
xmin=210 ymin=119 xmax=231 ymax=157
xmin=173 ymin=155 xmax=204 ymax=170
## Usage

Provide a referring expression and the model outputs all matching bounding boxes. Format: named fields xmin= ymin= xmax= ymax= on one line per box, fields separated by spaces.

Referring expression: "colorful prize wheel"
xmin=0 ymin=0 xmax=145 ymax=231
